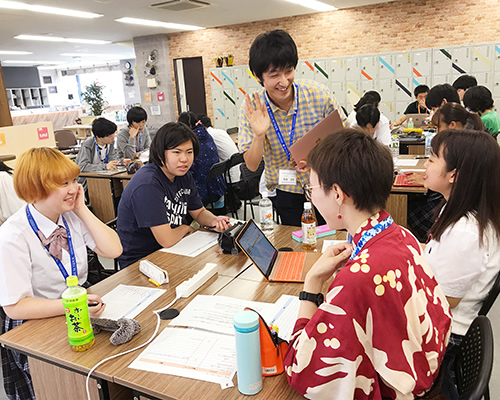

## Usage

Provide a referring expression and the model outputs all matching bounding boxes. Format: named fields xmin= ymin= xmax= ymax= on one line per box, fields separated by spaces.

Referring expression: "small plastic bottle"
xmin=302 ymin=202 xmax=317 ymax=250
xmin=62 ymin=275 xmax=95 ymax=352
xmin=425 ymin=131 xmax=434 ymax=158
xmin=390 ymin=134 xmax=400 ymax=163
xmin=234 ymin=310 xmax=262 ymax=395
xmin=259 ymin=193 xmax=273 ymax=232
xmin=408 ymin=117 xmax=414 ymax=129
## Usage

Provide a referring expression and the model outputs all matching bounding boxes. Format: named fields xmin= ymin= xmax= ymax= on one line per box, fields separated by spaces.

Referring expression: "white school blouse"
xmin=425 ymin=214 xmax=500 ymax=335
xmin=0 ymin=204 xmax=96 ymax=306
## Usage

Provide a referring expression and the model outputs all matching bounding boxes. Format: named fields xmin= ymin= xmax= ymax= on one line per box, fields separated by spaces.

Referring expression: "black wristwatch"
xmin=299 ymin=291 xmax=324 ymax=307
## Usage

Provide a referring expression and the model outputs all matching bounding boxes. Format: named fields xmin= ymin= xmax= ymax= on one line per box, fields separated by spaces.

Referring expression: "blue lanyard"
xmin=264 ymin=83 xmax=299 ymax=161
xmin=94 ymin=138 xmax=109 ymax=164
xmin=26 ymin=205 xmax=77 ymax=280
xmin=349 ymin=216 xmax=393 ymax=260
xmin=136 ymin=132 xmax=142 ymax=152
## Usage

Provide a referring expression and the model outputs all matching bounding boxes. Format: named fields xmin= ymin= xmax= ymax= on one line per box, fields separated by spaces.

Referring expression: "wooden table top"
xmin=0 ymin=225 xmax=345 ymax=399
xmin=392 ymin=155 xmax=427 ymax=194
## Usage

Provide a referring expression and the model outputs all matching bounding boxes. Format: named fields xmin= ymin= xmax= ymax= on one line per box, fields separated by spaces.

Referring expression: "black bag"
xmin=218 ymin=222 xmax=245 ymax=255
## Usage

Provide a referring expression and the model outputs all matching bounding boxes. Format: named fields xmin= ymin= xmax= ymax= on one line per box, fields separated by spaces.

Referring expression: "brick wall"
xmin=167 ymin=0 xmax=500 ymax=120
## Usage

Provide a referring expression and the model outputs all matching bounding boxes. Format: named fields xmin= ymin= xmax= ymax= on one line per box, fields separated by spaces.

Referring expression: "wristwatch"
xmin=299 ymin=291 xmax=324 ymax=307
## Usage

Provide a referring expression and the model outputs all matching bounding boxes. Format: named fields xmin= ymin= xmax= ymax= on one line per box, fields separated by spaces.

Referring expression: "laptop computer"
xmin=289 ymin=110 xmax=343 ymax=163
xmin=393 ymin=173 xmax=424 ymax=187
xmin=235 ymin=219 xmax=321 ymax=282
xmin=405 ymin=114 xmax=430 ymax=128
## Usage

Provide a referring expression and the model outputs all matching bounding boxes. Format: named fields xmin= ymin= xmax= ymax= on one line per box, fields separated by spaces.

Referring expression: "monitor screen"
xmin=236 ymin=220 xmax=277 ymax=278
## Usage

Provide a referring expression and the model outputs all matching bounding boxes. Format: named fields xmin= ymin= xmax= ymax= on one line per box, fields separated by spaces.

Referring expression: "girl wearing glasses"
xmin=284 ymin=129 xmax=451 ymax=399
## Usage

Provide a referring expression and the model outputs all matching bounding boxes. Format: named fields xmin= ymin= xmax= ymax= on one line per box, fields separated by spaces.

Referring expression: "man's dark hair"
xmin=127 ymin=106 xmax=148 ymax=126
xmin=178 ymin=111 xmax=199 ymax=129
xmin=463 ymin=85 xmax=494 ymax=113
xmin=354 ymin=92 xmax=380 ymax=111
xmin=356 ymin=104 xmax=380 ymax=128
xmin=91 ymin=117 xmax=117 ymax=138
xmin=425 ymin=84 xmax=460 ymax=109
xmin=149 ymin=122 xmax=200 ymax=167
xmin=414 ymin=85 xmax=429 ymax=97
xmin=452 ymin=75 xmax=477 ymax=91
xmin=308 ymin=129 xmax=393 ymax=213
xmin=197 ymin=114 xmax=212 ymax=128
xmin=249 ymin=29 xmax=298 ymax=84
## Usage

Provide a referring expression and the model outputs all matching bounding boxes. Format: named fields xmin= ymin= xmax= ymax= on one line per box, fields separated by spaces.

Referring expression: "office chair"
xmin=239 ymin=159 xmax=265 ymax=220
xmin=54 ymin=129 xmax=79 ymax=154
xmin=479 ymin=270 xmax=500 ymax=316
xmin=454 ymin=315 xmax=494 ymax=400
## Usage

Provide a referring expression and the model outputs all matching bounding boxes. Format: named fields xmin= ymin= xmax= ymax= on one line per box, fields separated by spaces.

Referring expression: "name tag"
xmin=279 ymin=169 xmax=297 ymax=185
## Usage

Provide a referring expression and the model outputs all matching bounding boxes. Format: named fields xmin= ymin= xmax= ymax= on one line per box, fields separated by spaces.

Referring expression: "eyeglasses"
xmin=303 ymin=183 xmax=322 ymax=199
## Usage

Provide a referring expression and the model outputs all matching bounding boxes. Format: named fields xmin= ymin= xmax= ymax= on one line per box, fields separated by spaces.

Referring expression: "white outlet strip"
xmin=176 ymin=263 xmax=218 ymax=298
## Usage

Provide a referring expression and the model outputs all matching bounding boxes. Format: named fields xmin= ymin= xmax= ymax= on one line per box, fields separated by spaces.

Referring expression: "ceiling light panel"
xmin=0 ymin=1 xmax=102 ymax=18
xmin=0 ymin=50 xmax=32 ymax=54
xmin=115 ymin=17 xmax=204 ymax=31
xmin=15 ymin=35 xmax=111 ymax=44
xmin=283 ymin=0 xmax=337 ymax=12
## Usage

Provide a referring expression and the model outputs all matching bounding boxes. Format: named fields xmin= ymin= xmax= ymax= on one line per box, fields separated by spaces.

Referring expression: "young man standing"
xmin=238 ymin=30 xmax=347 ymax=226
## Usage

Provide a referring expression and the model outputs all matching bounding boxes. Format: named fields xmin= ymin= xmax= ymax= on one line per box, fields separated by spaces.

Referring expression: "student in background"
xmin=0 ymin=148 xmax=121 ymax=399
xmin=116 ymin=122 xmax=229 ymax=268
xmin=348 ymin=91 xmax=391 ymax=146
xmin=422 ymin=130 xmax=500 ymax=397
xmin=178 ymin=111 xmax=227 ymax=207
xmin=425 ymin=83 xmax=460 ymax=112
xmin=452 ymin=74 xmax=477 ymax=101
xmin=355 ymin=103 xmax=390 ymax=145
xmin=463 ymin=85 xmax=500 ymax=136
xmin=239 ymin=29 xmax=347 ymax=226
xmin=116 ymin=106 xmax=151 ymax=160
xmin=283 ymin=129 xmax=451 ymax=399
xmin=392 ymin=84 xmax=430 ymax=127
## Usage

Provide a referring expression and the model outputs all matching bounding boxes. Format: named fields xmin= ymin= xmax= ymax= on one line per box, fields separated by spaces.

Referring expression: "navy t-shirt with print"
xmin=117 ymin=163 xmax=203 ymax=268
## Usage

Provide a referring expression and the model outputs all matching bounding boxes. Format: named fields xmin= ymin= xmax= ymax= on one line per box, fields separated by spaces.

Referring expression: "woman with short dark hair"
xmin=284 ymin=129 xmax=451 ymax=399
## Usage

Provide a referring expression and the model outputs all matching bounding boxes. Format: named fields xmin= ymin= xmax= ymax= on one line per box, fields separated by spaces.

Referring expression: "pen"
xmin=148 ymin=278 xmax=161 ymax=287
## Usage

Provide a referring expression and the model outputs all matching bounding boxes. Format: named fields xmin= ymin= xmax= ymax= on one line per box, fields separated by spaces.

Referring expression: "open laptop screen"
xmin=236 ymin=220 xmax=278 ymax=279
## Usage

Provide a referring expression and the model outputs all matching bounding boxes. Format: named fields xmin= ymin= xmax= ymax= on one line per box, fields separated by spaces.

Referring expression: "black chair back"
xmin=479 ymin=270 xmax=500 ymax=315
xmin=455 ymin=315 xmax=494 ymax=400
xmin=239 ymin=159 xmax=265 ymax=220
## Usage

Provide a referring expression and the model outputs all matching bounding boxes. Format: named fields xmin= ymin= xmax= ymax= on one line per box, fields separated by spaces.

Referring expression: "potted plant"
xmin=81 ymin=81 xmax=107 ymax=116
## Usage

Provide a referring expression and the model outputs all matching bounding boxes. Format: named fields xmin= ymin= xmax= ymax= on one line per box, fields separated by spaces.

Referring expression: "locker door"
xmin=395 ymin=77 xmax=412 ymax=102
xmin=313 ymin=59 xmax=330 ymax=85
xmin=433 ymin=48 xmax=453 ymax=76
xmin=494 ymin=44 xmax=500 ymax=71
xmin=493 ymin=71 xmax=500 ymax=98
xmin=345 ymin=81 xmax=362 ymax=107
xmin=361 ymin=79 xmax=376 ymax=94
xmin=245 ymin=68 xmax=261 ymax=89
xmin=232 ymin=67 xmax=247 ymax=95
xmin=361 ymin=55 xmax=377 ymax=81
xmin=431 ymin=75 xmax=452 ymax=86
xmin=345 ymin=57 xmax=360 ymax=81
xmin=471 ymin=44 xmax=494 ymax=73
xmin=378 ymin=54 xmax=395 ymax=79
xmin=297 ymin=60 xmax=315 ymax=80
xmin=212 ymin=89 xmax=224 ymax=111
xmin=220 ymin=68 xmax=235 ymax=90
xmin=225 ymin=107 xmax=237 ymax=129
xmin=412 ymin=50 xmax=432 ymax=76
xmin=379 ymin=101 xmax=396 ymax=123
xmin=412 ymin=76 xmax=430 ymax=89
xmin=330 ymin=81 xmax=346 ymax=105
xmin=396 ymin=101 xmax=409 ymax=117
xmin=330 ymin=58 xmax=346 ymax=82
xmin=210 ymin=69 xmax=224 ymax=91
xmin=213 ymin=108 xmax=226 ymax=130
xmin=474 ymin=72 xmax=492 ymax=88
xmin=233 ymin=86 xmax=246 ymax=111
xmin=377 ymin=79 xmax=396 ymax=104
xmin=452 ymin=46 xmax=472 ymax=74
xmin=395 ymin=53 xmax=413 ymax=78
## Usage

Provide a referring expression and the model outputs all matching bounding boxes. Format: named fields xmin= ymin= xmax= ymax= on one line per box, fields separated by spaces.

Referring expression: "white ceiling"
xmin=0 ymin=0 xmax=395 ymax=68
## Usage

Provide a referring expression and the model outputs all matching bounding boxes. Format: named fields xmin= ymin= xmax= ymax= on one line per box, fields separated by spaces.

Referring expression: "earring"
xmin=337 ymin=204 xmax=342 ymax=219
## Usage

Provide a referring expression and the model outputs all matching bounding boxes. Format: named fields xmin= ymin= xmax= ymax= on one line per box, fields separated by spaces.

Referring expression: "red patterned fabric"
xmin=38 ymin=225 xmax=68 ymax=260
xmin=284 ymin=211 xmax=451 ymax=399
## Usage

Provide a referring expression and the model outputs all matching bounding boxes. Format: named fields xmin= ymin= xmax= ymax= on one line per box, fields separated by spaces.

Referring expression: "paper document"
xmin=169 ymin=295 xmax=277 ymax=335
xmin=269 ymin=295 xmax=300 ymax=341
xmin=98 ymin=284 xmax=165 ymax=320
xmin=321 ymin=239 xmax=348 ymax=253
xmin=129 ymin=327 xmax=235 ymax=388
xmin=395 ymin=159 xmax=419 ymax=167
xmin=160 ymin=231 xmax=218 ymax=257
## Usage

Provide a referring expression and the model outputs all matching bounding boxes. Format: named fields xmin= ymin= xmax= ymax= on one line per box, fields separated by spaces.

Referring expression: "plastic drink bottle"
xmin=390 ymin=134 xmax=400 ymax=163
xmin=234 ymin=310 xmax=262 ymax=395
xmin=408 ymin=117 xmax=414 ymax=129
xmin=302 ymin=202 xmax=317 ymax=250
xmin=259 ymin=193 xmax=273 ymax=232
xmin=62 ymin=275 xmax=95 ymax=352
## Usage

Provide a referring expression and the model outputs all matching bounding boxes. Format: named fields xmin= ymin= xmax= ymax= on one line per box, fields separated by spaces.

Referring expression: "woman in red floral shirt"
xmin=284 ymin=129 xmax=451 ymax=399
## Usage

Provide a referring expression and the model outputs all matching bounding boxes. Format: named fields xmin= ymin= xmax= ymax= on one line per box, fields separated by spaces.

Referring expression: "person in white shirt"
xmin=0 ymin=147 xmax=122 ymax=399
xmin=422 ymin=129 xmax=500 ymax=397
xmin=348 ymin=91 xmax=391 ymax=146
